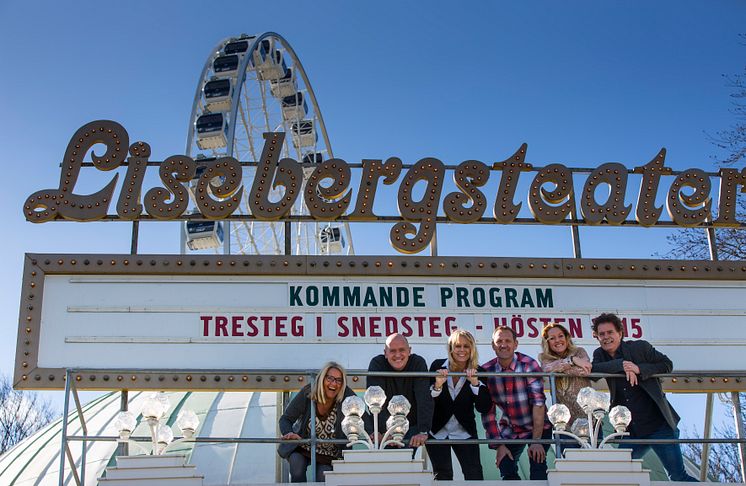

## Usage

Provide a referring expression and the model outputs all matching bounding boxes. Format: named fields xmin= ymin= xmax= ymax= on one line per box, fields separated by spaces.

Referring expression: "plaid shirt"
xmin=481 ymin=352 xmax=550 ymax=444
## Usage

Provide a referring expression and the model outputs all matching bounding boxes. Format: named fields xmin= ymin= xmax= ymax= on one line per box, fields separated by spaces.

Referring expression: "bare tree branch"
xmin=0 ymin=374 xmax=56 ymax=454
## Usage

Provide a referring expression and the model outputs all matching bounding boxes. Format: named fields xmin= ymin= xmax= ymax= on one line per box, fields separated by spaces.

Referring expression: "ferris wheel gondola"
xmin=183 ymin=32 xmax=354 ymax=256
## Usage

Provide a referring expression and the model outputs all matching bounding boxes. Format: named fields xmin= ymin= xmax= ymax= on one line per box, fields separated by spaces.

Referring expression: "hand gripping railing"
xmin=58 ymin=368 xmax=746 ymax=485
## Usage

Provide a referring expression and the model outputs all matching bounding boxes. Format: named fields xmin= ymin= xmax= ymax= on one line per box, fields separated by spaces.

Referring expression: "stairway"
xmin=98 ymin=454 xmax=204 ymax=486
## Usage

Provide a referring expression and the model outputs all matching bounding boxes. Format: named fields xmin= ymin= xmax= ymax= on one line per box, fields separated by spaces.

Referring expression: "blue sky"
xmin=1 ymin=0 xmax=744 ymax=432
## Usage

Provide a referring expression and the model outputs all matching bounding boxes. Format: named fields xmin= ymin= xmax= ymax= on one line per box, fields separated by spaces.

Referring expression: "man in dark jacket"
xmin=591 ymin=313 xmax=697 ymax=482
xmin=365 ymin=333 xmax=433 ymax=448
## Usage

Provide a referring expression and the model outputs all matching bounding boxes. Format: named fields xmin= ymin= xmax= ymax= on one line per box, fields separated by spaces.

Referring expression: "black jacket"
xmin=591 ymin=339 xmax=680 ymax=431
xmin=365 ymin=353 xmax=434 ymax=439
xmin=429 ymin=359 xmax=492 ymax=438
xmin=277 ymin=383 xmax=356 ymax=458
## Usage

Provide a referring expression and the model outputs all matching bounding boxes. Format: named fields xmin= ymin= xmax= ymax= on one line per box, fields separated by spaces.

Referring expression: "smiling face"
xmin=492 ymin=329 xmax=518 ymax=365
xmin=546 ymin=327 xmax=569 ymax=356
xmin=450 ymin=336 xmax=473 ymax=370
xmin=596 ymin=322 xmax=623 ymax=356
xmin=323 ymin=367 xmax=344 ymax=401
xmin=384 ymin=334 xmax=411 ymax=371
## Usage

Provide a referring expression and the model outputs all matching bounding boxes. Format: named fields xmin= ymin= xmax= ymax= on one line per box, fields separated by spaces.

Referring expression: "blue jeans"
xmin=628 ymin=425 xmax=697 ymax=482
xmin=498 ymin=426 xmax=552 ymax=480
xmin=287 ymin=451 xmax=333 ymax=482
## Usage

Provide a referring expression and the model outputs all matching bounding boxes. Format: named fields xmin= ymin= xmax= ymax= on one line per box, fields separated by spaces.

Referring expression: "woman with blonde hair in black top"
xmin=427 ymin=329 xmax=492 ymax=480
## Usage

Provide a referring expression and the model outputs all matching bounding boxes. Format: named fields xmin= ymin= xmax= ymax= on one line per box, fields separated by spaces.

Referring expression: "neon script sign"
xmin=24 ymin=120 xmax=746 ymax=254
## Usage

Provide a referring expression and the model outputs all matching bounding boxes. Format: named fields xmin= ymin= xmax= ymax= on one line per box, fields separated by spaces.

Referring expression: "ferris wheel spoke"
xmin=237 ymin=100 xmax=259 ymax=162
xmin=185 ymin=32 xmax=353 ymax=256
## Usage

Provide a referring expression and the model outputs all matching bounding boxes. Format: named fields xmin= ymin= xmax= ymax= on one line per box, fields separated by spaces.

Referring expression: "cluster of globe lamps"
xmin=113 ymin=393 xmax=200 ymax=455
xmin=548 ymin=386 xmax=633 ymax=449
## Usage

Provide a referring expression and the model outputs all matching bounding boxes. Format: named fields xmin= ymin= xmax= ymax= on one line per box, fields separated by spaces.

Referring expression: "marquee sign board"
xmin=16 ymin=253 xmax=746 ymax=392
xmin=22 ymin=120 xmax=746 ymax=254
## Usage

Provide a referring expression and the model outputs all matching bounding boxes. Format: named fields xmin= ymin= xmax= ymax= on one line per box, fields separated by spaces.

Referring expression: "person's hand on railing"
xmin=571 ymin=356 xmax=592 ymax=375
xmin=281 ymin=432 xmax=301 ymax=441
xmin=465 ymin=368 xmax=480 ymax=386
xmin=623 ymin=361 xmax=640 ymax=386
xmin=408 ymin=433 xmax=428 ymax=448
xmin=434 ymin=369 xmax=448 ymax=391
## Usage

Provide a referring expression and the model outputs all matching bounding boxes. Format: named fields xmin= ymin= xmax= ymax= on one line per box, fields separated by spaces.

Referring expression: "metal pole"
xmin=73 ymin=381 xmax=87 ymax=485
xmin=130 ymin=221 xmax=139 ymax=254
xmin=59 ymin=369 xmax=72 ymax=486
xmin=430 ymin=226 xmax=438 ymax=257
xmin=703 ymin=222 xmax=724 ymax=480
xmin=732 ymin=392 xmax=746 ymax=482
xmin=549 ymin=374 xmax=561 ymax=458
xmin=700 ymin=393 xmax=713 ymax=482
xmin=309 ymin=373 xmax=317 ymax=482
xmin=118 ymin=391 xmax=129 ymax=457
xmin=223 ymin=221 xmax=231 ymax=254
xmin=284 ymin=221 xmax=291 ymax=256
xmin=570 ymin=204 xmax=582 ymax=258
xmin=277 ymin=391 xmax=290 ymax=482
xmin=706 ymin=227 xmax=719 ymax=261
xmin=179 ymin=222 xmax=187 ymax=254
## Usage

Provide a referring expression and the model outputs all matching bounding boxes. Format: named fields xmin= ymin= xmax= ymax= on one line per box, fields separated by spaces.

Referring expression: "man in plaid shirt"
xmin=481 ymin=326 xmax=552 ymax=480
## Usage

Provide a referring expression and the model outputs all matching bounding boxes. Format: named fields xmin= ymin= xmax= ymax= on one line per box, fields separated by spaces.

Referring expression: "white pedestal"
xmin=325 ymin=449 xmax=433 ymax=486
xmin=98 ymin=454 xmax=204 ymax=486
xmin=548 ymin=448 xmax=651 ymax=486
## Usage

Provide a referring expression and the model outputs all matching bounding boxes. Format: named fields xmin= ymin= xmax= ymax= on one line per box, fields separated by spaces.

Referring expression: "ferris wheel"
xmin=181 ymin=32 xmax=354 ymax=256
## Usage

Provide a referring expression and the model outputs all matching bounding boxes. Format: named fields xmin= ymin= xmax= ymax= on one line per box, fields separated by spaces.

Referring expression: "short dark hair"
xmin=591 ymin=313 xmax=623 ymax=334
xmin=492 ymin=325 xmax=517 ymax=342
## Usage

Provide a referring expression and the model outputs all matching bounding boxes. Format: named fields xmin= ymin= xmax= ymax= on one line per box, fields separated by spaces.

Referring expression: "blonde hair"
xmin=447 ymin=329 xmax=479 ymax=370
xmin=311 ymin=362 xmax=348 ymax=406
xmin=540 ymin=322 xmax=578 ymax=361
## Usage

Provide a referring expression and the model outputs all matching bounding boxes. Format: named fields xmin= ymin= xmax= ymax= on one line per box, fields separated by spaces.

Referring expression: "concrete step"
xmin=339 ymin=448 xmax=415 ymax=462
xmin=331 ymin=459 xmax=426 ymax=473
xmin=115 ymin=455 xmax=187 ymax=469
xmin=548 ymin=470 xmax=651 ymax=484
xmin=553 ymin=458 xmax=645 ymax=472
xmin=105 ymin=464 xmax=200 ymax=479
xmin=324 ymin=470 xmax=432 ymax=486
xmin=562 ymin=448 xmax=633 ymax=461
xmin=98 ymin=477 xmax=204 ymax=486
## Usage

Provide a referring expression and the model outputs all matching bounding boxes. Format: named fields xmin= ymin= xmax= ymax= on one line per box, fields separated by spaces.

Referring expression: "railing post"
xmin=59 ymin=369 xmax=71 ymax=486
xmin=700 ymin=393 xmax=713 ymax=481
xmin=549 ymin=373 xmax=560 ymax=457
xmin=277 ymin=391 xmax=290 ymax=482
xmin=73 ymin=379 xmax=87 ymax=485
xmin=732 ymin=392 xmax=746 ymax=482
xmin=117 ymin=390 xmax=129 ymax=457
xmin=309 ymin=372 xmax=317 ymax=482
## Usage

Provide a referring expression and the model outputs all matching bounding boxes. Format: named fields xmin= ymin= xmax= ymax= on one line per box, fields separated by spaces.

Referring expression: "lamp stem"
xmin=373 ymin=411 xmax=379 ymax=449
xmin=553 ymin=430 xmax=590 ymax=449
xmin=592 ymin=414 xmax=605 ymax=448
xmin=586 ymin=412 xmax=594 ymax=447
xmin=147 ymin=418 xmax=159 ymax=455
xmin=348 ymin=428 xmax=374 ymax=449
xmin=599 ymin=431 xmax=629 ymax=449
